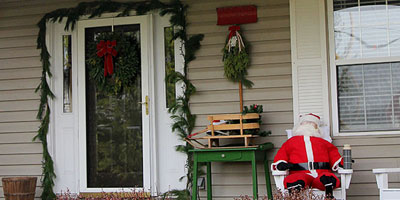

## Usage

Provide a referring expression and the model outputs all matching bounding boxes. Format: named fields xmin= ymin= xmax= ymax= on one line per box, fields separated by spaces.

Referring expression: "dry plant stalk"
xmin=234 ymin=188 xmax=335 ymax=200
xmin=56 ymin=189 xmax=155 ymax=200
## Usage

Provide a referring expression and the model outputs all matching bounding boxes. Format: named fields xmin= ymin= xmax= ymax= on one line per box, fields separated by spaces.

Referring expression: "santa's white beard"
xmin=293 ymin=123 xmax=322 ymax=137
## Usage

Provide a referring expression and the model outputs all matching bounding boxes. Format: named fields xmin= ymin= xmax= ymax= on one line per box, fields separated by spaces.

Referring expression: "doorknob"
xmin=138 ymin=95 xmax=149 ymax=115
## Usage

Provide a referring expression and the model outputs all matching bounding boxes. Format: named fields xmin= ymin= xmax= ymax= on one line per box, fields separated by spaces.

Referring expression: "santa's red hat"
xmin=299 ymin=113 xmax=320 ymax=126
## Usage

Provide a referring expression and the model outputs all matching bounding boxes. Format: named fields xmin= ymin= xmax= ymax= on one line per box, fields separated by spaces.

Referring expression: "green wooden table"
xmin=189 ymin=143 xmax=274 ymax=200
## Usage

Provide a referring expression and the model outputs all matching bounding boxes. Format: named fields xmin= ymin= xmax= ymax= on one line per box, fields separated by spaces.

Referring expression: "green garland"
xmin=86 ymin=31 xmax=141 ymax=95
xmin=36 ymin=1 xmax=203 ymax=199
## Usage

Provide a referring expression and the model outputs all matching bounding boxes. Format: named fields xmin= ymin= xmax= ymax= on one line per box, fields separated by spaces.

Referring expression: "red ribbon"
xmin=96 ymin=40 xmax=117 ymax=77
xmin=228 ymin=25 xmax=241 ymax=39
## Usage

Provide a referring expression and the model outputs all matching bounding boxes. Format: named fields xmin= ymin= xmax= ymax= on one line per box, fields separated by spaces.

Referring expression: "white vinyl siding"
xmin=186 ymin=0 xmax=293 ymax=199
xmin=0 ymin=1 xmax=82 ymax=199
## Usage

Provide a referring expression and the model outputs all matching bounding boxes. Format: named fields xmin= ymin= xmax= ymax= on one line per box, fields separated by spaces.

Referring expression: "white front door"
xmin=77 ymin=15 xmax=152 ymax=192
xmin=51 ymin=14 xmax=185 ymax=195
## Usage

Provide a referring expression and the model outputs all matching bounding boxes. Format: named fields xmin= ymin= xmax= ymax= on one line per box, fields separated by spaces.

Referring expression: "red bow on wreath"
xmin=228 ymin=25 xmax=241 ymax=39
xmin=226 ymin=25 xmax=245 ymax=53
xmin=97 ymin=40 xmax=117 ymax=77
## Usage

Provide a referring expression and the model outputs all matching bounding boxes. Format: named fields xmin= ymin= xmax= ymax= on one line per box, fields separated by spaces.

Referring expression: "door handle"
xmin=138 ymin=95 xmax=149 ymax=115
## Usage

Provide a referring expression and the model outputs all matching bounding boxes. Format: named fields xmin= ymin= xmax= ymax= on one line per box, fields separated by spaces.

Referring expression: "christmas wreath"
xmin=222 ymin=25 xmax=253 ymax=88
xmin=86 ymin=31 xmax=141 ymax=94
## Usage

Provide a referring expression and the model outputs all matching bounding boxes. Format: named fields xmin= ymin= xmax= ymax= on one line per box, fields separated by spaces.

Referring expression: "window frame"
xmin=328 ymin=0 xmax=400 ymax=136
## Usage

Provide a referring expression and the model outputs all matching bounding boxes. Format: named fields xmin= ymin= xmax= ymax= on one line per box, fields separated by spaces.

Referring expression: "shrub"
xmin=56 ymin=189 xmax=155 ymax=200
xmin=234 ymin=188 xmax=334 ymax=200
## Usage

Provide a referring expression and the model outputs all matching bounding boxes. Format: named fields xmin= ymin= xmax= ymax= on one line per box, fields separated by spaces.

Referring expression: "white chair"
xmin=272 ymin=127 xmax=353 ymax=200
xmin=373 ymin=168 xmax=400 ymax=200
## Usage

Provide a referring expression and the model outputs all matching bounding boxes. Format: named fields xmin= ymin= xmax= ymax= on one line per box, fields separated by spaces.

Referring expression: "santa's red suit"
xmin=272 ymin=131 xmax=343 ymax=191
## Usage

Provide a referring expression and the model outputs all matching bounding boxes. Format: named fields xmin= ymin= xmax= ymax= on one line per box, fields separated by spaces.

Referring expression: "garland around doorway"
xmin=36 ymin=1 xmax=203 ymax=199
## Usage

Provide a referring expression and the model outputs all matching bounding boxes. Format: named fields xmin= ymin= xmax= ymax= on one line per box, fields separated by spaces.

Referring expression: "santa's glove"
xmin=277 ymin=162 xmax=293 ymax=171
xmin=320 ymin=175 xmax=336 ymax=199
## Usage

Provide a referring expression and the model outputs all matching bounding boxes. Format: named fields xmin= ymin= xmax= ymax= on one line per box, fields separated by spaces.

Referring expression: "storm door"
xmin=77 ymin=16 xmax=151 ymax=191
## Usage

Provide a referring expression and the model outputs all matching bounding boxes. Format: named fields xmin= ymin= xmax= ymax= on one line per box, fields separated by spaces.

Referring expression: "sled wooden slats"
xmin=201 ymin=113 xmax=260 ymax=148
xmin=202 ymin=135 xmax=258 ymax=139
xmin=206 ymin=123 xmax=260 ymax=131
xmin=207 ymin=113 xmax=259 ymax=121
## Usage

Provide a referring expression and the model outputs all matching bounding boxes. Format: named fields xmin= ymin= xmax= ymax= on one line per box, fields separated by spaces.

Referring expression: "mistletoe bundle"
xmin=222 ymin=25 xmax=253 ymax=88
xmin=86 ymin=31 xmax=140 ymax=94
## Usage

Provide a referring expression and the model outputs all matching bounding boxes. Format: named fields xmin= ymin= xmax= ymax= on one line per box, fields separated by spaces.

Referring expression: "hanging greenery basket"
xmin=222 ymin=26 xmax=253 ymax=88
xmin=86 ymin=31 xmax=141 ymax=95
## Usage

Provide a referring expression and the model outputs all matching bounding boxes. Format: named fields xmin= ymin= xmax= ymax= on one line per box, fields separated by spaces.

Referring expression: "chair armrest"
xmin=338 ymin=169 xmax=353 ymax=190
xmin=272 ymin=170 xmax=289 ymax=176
xmin=272 ymin=170 xmax=288 ymax=191
xmin=373 ymin=168 xmax=400 ymax=174
xmin=373 ymin=168 xmax=400 ymax=189
xmin=338 ymin=169 xmax=353 ymax=174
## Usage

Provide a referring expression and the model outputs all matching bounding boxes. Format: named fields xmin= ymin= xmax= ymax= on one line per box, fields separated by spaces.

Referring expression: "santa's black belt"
xmin=290 ymin=162 xmax=330 ymax=171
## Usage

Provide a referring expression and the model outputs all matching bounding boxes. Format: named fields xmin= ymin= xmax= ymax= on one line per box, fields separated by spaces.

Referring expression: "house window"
xmin=63 ymin=35 xmax=72 ymax=113
xmin=333 ymin=0 xmax=400 ymax=132
xmin=164 ymin=27 xmax=176 ymax=108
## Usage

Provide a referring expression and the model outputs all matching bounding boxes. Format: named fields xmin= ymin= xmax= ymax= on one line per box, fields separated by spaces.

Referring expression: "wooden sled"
xmin=186 ymin=113 xmax=260 ymax=149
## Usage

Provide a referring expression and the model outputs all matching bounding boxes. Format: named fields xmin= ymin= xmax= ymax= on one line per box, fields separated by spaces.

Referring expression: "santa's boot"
xmin=320 ymin=175 xmax=337 ymax=199
xmin=286 ymin=180 xmax=305 ymax=194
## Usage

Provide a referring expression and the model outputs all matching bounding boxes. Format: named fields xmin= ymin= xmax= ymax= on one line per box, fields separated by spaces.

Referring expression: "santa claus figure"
xmin=272 ymin=113 xmax=343 ymax=199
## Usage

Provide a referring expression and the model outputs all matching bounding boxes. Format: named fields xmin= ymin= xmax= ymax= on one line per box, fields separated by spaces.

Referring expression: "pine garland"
xmin=36 ymin=0 xmax=203 ymax=199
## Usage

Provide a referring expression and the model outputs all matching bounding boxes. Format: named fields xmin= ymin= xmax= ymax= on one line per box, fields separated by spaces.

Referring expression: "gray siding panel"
xmin=186 ymin=0 xmax=294 ymax=199
xmin=0 ymin=1 xmax=81 ymax=199
xmin=0 ymin=57 xmax=42 ymax=70
xmin=185 ymin=0 xmax=400 ymax=199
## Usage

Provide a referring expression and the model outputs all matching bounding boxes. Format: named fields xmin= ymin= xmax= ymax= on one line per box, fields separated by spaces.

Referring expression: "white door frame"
xmin=76 ymin=15 xmax=154 ymax=193
xmin=152 ymin=14 xmax=186 ymax=193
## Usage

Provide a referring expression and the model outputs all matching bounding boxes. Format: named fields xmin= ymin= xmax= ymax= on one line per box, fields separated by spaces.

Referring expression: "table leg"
xmin=207 ymin=162 xmax=212 ymax=200
xmin=264 ymin=156 xmax=273 ymax=200
xmin=251 ymin=153 xmax=258 ymax=200
xmin=192 ymin=153 xmax=198 ymax=200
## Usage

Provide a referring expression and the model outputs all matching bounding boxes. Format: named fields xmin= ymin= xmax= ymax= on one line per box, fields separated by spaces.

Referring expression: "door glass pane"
xmin=63 ymin=35 xmax=72 ymax=113
xmin=164 ymin=27 xmax=175 ymax=108
xmin=85 ymin=24 xmax=143 ymax=188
